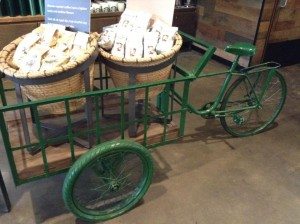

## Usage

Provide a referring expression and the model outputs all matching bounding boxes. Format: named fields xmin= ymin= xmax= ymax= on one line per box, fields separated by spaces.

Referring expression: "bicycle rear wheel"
xmin=63 ymin=140 xmax=153 ymax=222
xmin=220 ymin=70 xmax=286 ymax=137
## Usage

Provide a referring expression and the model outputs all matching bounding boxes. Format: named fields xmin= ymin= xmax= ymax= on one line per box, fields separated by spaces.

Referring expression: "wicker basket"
xmin=0 ymin=32 xmax=100 ymax=115
xmin=99 ymin=33 xmax=183 ymax=99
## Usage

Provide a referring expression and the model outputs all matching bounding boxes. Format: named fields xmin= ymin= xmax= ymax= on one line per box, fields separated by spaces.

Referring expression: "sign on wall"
xmin=45 ymin=0 xmax=91 ymax=33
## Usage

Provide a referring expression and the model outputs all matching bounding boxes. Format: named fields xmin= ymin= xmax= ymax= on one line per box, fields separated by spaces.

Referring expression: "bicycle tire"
xmin=220 ymin=70 xmax=287 ymax=137
xmin=63 ymin=140 xmax=153 ymax=222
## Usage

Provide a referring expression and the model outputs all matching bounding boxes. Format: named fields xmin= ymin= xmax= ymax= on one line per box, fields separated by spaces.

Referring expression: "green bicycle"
xmin=0 ymin=31 xmax=286 ymax=222
xmin=163 ymin=34 xmax=287 ymax=138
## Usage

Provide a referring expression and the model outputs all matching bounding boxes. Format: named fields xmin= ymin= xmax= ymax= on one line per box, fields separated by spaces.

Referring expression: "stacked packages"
xmin=99 ymin=10 xmax=178 ymax=59
xmin=12 ymin=24 xmax=90 ymax=73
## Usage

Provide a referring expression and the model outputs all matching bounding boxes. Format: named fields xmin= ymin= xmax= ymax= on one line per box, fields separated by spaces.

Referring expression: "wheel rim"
xmin=71 ymin=149 xmax=150 ymax=217
xmin=222 ymin=71 xmax=286 ymax=136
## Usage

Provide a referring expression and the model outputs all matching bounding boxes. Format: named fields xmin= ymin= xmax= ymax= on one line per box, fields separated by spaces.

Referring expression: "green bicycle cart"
xmin=0 ymin=32 xmax=286 ymax=222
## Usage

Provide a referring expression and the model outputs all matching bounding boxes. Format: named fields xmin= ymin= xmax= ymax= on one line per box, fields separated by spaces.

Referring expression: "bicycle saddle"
xmin=225 ymin=42 xmax=256 ymax=57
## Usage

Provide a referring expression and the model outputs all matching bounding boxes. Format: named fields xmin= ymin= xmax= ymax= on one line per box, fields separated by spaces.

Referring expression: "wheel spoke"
xmin=220 ymin=71 xmax=286 ymax=136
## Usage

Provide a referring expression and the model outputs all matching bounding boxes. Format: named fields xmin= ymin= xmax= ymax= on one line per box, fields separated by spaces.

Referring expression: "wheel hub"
xmin=233 ymin=113 xmax=245 ymax=125
xmin=109 ymin=180 xmax=121 ymax=191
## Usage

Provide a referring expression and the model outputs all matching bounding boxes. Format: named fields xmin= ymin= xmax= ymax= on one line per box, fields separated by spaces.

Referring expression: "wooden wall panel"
xmin=196 ymin=0 xmax=263 ymax=66
xmin=251 ymin=0 xmax=279 ymax=64
xmin=269 ymin=0 xmax=300 ymax=43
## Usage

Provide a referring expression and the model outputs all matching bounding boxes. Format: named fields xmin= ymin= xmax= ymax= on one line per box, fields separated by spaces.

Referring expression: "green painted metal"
xmin=179 ymin=81 xmax=191 ymax=137
xmin=0 ymin=31 xmax=287 ymax=193
xmin=143 ymin=87 xmax=149 ymax=146
xmin=220 ymin=69 xmax=287 ymax=137
xmin=94 ymin=96 xmax=102 ymax=144
xmin=162 ymin=83 xmax=171 ymax=142
xmin=225 ymin=42 xmax=256 ymax=57
xmin=0 ymin=75 xmax=7 ymax=106
xmin=0 ymin=111 xmax=20 ymax=186
xmin=32 ymin=106 xmax=49 ymax=174
xmin=65 ymin=100 xmax=76 ymax=163
xmin=62 ymin=140 xmax=153 ymax=222
xmin=120 ymin=91 xmax=125 ymax=140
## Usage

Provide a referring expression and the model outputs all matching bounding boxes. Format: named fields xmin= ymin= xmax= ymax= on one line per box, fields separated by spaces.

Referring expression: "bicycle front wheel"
xmin=220 ymin=70 xmax=287 ymax=137
xmin=63 ymin=140 xmax=153 ymax=222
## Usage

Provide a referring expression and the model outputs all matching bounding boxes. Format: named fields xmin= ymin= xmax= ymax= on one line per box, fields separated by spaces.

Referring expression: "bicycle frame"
xmin=169 ymin=33 xmax=281 ymax=118
xmin=0 ymin=31 xmax=281 ymax=186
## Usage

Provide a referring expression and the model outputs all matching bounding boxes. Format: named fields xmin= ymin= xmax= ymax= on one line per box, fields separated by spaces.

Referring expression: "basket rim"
xmin=0 ymin=32 xmax=100 ymax=80
xmin=99 ymin=33 xmax=183 ymax=64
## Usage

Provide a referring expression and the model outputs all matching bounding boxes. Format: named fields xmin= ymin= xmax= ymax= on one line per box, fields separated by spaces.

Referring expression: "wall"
xmin=196 ymin=0 xmax=263 ymax=66
xmin=269 ymin=0 xmax=300 ymax=43
xmin=251 ymin=0 xmax=278 ymax=64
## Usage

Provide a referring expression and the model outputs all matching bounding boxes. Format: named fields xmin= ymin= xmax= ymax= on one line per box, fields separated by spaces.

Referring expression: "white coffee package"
xmin=56 ymin=30 xmax=76 ymax=51
xmin=69 ymin=47 xmax=84 ymax=62
xmin=73 ymin=32 xmax=89 ymax=50
xmin=40 ymin=49 xmax=70 ymax=71
xmin=151 ymin=19 xmax=169 ymax=38
xmin=125 ymin=32 xmax=144 ymax=59
xmin=111 ymin=33 xmax=127 ymax=58
xmin=19 ymin=45 xmax=49 ymax=72
xmin=118 ymin=9 xmax=137 ymax=31
xmin=134 ymin=11 xmax=152 ymax=32
xmin=13 ymin=33 xmax=40 ymax=66
xmin=99 ymin=24 xmax=118 ymax=50
xmin=144 ymin=31 xmax=159 ymax=57
xmin=40 ymin=27 xmax=60 ymax=47
xmin=156 ymin=27 xmax=178 ymax=54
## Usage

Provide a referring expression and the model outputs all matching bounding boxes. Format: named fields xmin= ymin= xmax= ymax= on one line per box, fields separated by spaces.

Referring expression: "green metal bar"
xmin=94 ymin=96 xmax=101 ymax=144
xmin=143 ymin=87 xmax=149 ymax=146
xmin=0 ymin=76 xmax=191 ymax=113
xmin=178 ymin=31 xmax=216 ymax=78
xmin=172 ymin=69 xmax=233 ymax=116
xmin=242 ymin=76 xmax=261 ymax=109
xmin=179 ymin=81 xmax=191 ymax=137
xmin=179 ymin=31 xmax=214 ymax=49
xmin=240 ymin=62 xmax=281 ymax=74
xmin=258 ymin=69 xmax=276 ymax=102
xmin=215 ymin=105 xmax=258 ymax=115
xmin=229 ymin=56 xmax=241 ymax=73
xmin=32 ymin=106 xmax=49 ymax=174
xmin=193 ymin=46 xmax=216 ymax=78
xmin=65 ymin=100 xmax=75 ymax=163
xmin=71 ymin=108 xmax=184 ymax=139
xmin=0 ymin=76 xmax=7 ymax=106
xmin=170 ymin=58 xmax=178 ymax=121
xmin=105 ymin=68 xmax=109 ymax=89
xmin=162 ymin=84 xmax=171 ymax=142
xmin=120 ymin=91 xmax=125 ymax=140
xmin=0 ymin=111 xmax=20 ymax=186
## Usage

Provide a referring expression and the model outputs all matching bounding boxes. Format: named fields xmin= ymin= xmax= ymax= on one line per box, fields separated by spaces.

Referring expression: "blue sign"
xmin=45 ymin=0 xmax=91 ymax=33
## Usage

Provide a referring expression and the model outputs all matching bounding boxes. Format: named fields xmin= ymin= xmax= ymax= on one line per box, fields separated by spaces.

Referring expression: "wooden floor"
xmin=3 ymin=97 xmax=179 ymax=180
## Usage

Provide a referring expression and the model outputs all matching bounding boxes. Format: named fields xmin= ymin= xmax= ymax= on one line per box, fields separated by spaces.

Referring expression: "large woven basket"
xmin=99 ymin=33 xmax=182 ymax=100
xmin=0 ymin=32 xmax=100 ymax=115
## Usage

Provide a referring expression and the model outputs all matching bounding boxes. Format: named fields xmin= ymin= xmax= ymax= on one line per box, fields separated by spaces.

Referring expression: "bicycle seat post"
xmin=229 ymin=56 xmax=240 ymax=72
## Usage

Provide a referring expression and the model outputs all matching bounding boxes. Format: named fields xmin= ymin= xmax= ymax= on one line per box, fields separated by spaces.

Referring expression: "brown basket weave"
xmin=0 ymin=32 xmax=100 ymax=115
xmin=99 ymin=33 xmax=183 ymax=99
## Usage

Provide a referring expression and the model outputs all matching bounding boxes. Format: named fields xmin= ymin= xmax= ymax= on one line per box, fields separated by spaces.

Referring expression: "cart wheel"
xmin=220 ymin=70 xmax=286 ymax=137
xmin=63 ymin=140 xmax=153 ymax=222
